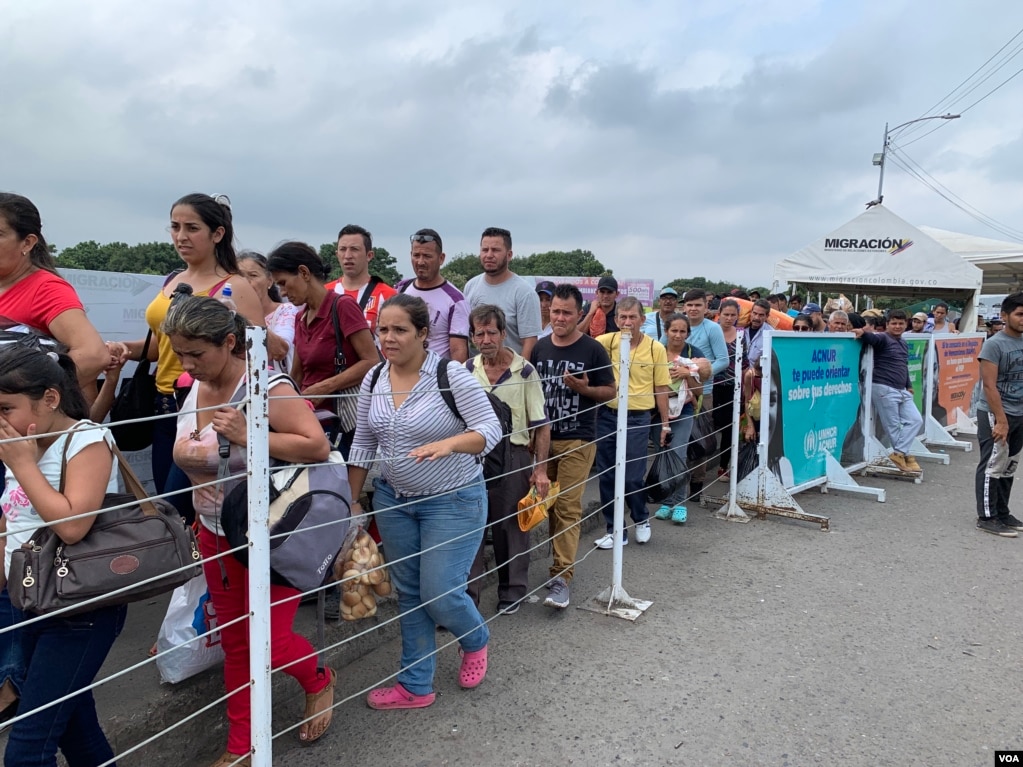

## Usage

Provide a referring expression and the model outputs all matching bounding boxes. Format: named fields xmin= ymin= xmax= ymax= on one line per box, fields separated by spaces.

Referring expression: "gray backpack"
xmin=218 ymin=375 xmax=353 ymax=594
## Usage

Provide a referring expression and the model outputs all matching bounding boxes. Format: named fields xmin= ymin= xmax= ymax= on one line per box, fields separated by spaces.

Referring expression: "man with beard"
xmin=464 ymin=227 xmax=541 ymax=358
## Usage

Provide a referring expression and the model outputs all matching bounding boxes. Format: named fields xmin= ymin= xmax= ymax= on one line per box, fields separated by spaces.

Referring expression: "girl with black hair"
xmin=0 ymin=346 xmax=124 ymax=766
xmin=237 ymin=251 xmax=302 ymax=374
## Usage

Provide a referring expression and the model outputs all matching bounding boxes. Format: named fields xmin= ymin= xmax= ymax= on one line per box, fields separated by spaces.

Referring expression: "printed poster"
xmin=904 ymin=335 xmax=930 ymax=415
xmin=768 ymin=335 xmax=862 ymax=487
xmin=932 ymin=335 xmax=984 ymax=427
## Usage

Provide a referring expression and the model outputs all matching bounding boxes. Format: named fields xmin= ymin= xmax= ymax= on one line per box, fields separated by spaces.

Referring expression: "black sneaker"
xmin=1000 ymin=514 xmax=1023 ymax=530
xmin=977 ymin=518 xmax=1019 ymax=538
xmin=497 ymin=600 xmax=521 ymax=615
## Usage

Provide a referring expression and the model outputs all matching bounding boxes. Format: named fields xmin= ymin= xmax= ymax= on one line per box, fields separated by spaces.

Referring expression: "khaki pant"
xmin=546 ymin=439 xmax=597 ymax=583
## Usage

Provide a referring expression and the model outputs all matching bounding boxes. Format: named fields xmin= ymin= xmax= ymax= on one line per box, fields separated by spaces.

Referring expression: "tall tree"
xmin=56 ymin=241 xmax=180 ymax=275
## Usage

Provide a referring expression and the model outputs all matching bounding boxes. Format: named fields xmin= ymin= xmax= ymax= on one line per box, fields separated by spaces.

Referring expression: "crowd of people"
xmin=0 ymin=190 xmax=1007 ymax=766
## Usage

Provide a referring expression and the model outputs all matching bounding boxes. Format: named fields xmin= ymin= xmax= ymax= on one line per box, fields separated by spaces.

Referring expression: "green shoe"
xmin=654 ymin=505 xmax=672 ymax=520
xmin=671 ymin=505 xmax=688 ymax=524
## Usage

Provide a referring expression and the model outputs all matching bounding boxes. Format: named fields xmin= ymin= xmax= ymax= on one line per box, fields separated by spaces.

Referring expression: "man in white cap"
xmin=642 ymin=286 xmax=680 ymax=343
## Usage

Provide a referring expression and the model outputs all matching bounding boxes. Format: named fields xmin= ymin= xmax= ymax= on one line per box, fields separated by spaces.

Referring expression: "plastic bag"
xmin=735 ymin=440 xmax=759 ymax=482
xmin=645 ymin=448 xmax=685 ymax=504
xmin=335 ymin=526 xmax=391 ymax=621
xmin=688 ymin=408 xmax=717 ymax=462
xmin=156 ymin=573 xmax=224 ymax=684
xmin=517 ymin=482 xmax=561 ymax=532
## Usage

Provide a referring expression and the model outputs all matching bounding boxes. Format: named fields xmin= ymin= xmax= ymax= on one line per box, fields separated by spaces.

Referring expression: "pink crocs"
xmin=458 ymin=645 xmax=488 ymax=689
xmin=366 ymin=683 xmax=436 ymax=710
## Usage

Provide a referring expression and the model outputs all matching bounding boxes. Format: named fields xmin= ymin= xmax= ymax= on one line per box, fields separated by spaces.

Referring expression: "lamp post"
xmin=869 ymin=113 xmax=960 ymax=206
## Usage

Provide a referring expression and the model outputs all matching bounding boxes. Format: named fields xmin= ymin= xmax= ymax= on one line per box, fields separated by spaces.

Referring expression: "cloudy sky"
xmin=4 ymin=0 xmax=1022 ymax=290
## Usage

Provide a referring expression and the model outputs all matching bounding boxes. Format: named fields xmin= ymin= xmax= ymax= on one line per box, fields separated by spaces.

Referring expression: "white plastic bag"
xmin=155 ymin=572 xmax=224 ymax=684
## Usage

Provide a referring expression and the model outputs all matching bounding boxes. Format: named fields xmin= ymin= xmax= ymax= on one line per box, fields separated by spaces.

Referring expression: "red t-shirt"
xmin=293 ymin=293 xmax=370 ymax=389
xmin=0 ymin=270 xmax=83 ymax=333
xmin=324 ymin=278 xmax=396 ymax=332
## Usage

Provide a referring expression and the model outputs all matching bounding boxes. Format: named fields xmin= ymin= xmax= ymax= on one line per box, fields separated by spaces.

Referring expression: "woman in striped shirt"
xmin=348 ymin=294 xmax=501 ymax=710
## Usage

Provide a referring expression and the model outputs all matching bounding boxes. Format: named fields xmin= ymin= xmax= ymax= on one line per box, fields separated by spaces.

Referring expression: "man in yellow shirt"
xmin=594 ymin=296 xmax=672 ymax=548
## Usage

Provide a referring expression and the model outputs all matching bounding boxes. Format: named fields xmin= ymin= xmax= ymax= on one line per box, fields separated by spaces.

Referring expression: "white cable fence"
xmin=0 ymin=331 xmax=749 ymax=767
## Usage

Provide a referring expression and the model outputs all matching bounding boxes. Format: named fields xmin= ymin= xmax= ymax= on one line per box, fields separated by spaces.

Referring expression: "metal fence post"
xmin=245 ymin=328 xmax=272 ymax=767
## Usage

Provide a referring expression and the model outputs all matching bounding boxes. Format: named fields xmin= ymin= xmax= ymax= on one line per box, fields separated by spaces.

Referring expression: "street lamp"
xmin=867 ymin=113 xmax=960 ymax=207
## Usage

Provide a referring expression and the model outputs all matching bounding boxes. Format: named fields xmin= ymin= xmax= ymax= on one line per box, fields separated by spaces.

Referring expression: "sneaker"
xmin=323 ymin=587 xmax=341 ymax=621
xmin=904 ymin=454 xmax=921 ymax=472
xmin=671 ymin=505 xmax=688 ymax=524
xmin=544 ymin=577 xmax=570 ymax=609
xmin=1000 ymin=514 xmax=1023 ymax=530
xmin=497 ymin=600 xmax=520 ymax=615
xmin=654 ymin=505 xmax=672 ymax=520
xmin=635 ymin=521 xmax=652 ymax=544
xmin=977 ymin=518 xmax=1019 ymax=538
xmin=888 ymin=452 xmax=911 ymax=472
xmin=594 ymin=533 xmax=628 ymax=549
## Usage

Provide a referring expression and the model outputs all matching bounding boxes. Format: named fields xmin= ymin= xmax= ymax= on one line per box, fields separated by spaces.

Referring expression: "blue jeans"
xmin=596 ymin=407 xmax=651 ymax=533
xmin=5 ymin=604 xmax=126 ymax=767
xmin=0 ymin=589 xmax=26 ymax=704
xmin=152 ymin=394 xmax=194 ymax=524
xmin=664 ymin=406 xmax=695 ymax=507
xmin=871 ymin=384 xmax=923 ymax=456
xmin=372 ymin=477 xmax=489 ymax=696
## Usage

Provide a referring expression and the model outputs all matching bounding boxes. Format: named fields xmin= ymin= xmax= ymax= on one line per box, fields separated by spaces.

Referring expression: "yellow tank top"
xmin=146 ymin=281 xmax=227 ymax=394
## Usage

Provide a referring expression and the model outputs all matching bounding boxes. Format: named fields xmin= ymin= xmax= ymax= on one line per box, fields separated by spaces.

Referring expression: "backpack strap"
xmin=368 ymin=362 xmax=385 ymax=394
xmin=357 ymin=276 xmax=383 ymax=311
xmin=162 ymin=268 xmax=184 ymax=288
xmin=435 ymin=358 xmax=461 ymax=422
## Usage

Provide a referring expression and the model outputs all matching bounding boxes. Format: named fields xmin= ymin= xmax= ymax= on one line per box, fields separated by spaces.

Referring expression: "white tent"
xmin=919 ymin=226 xmax=1023 ymax=294
xmin=773 ymin=205 xmax=984 ymax=327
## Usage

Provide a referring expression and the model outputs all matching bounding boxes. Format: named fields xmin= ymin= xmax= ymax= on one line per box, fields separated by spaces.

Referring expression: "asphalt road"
xmin=267 ymin=445 xmax=1023 ymax=767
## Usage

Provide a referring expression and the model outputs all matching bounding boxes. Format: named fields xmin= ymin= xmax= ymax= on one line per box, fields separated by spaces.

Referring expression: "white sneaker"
xmin=635 ymin=521 xmax=652 ymax=544
xmin=594 ymin=533 xmax=628 ymax=550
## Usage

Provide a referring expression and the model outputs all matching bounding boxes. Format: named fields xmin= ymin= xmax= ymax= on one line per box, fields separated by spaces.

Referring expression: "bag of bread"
xmin=334 ymin=525 xmax=391 ymax=621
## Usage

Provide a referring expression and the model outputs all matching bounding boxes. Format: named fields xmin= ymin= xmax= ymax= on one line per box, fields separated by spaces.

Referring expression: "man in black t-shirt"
xmin=531 ymin=283 xmax=616 ymax=609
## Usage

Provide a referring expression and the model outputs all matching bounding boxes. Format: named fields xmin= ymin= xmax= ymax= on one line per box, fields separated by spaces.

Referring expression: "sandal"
xmin=298 ymin=667 xmax=335 ymax=743
xmin=458 ymin=645 xmax=488 ymax=689
xmin=366 ymin=682 xmax=436 ymax=710
xmin=209 ymin=752 xmax=251 ymax=767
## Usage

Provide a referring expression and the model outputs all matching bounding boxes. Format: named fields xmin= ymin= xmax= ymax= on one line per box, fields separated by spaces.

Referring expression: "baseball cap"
xmin=804 ymin=302 xmax=823 ymax=314
xmin=535 ymin=280 xmax=556 ymax=297
xmin=597 ymin=275 xmax=619 ymax=292
xmin=988 ymin=315 xmax=1005 ymax=325
xmin=659 ymin=286 xmax=678 ymax=298
xmin=912 ymin=312 xmax=929 ymax=322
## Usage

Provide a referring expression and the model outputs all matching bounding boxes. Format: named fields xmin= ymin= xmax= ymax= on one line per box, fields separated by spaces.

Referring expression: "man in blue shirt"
xmin=642 ymin=286 xmax=680 ymax=343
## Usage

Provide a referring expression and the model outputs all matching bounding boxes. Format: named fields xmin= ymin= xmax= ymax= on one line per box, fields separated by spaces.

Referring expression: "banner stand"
xmin=822 ymin=454 xmax=886 ymax=502
xmin=727 ymin=467 xmax=830 ymax=532
xmin=863 ymin=436 xmax=924 ymax=483
xmin=948 ymin=408 xmax=978 ymax=439
xmin=908 ymin=435 xmax=951 ymax=465
xmin=920 ymin=416 xmax=970 ymax=452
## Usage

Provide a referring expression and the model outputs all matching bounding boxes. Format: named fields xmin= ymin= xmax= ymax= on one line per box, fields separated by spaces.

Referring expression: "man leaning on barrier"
xmin=852 ymin=308 xmax=923 ymax=474
xmin=531 ymin=284 xmax=616 ymax=608
xmin=593 ymin=296 xmax=672 ymax=549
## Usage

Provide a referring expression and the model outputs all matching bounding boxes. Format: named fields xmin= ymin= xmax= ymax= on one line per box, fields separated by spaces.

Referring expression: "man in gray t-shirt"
xmin=463 ymin=226 xmax=541 ymax=358
xmin=975 ymin=292 xmax=1023 ymax=537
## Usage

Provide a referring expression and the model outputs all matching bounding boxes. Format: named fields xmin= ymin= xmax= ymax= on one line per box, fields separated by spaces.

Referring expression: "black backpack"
xmin=368 ymin=359 xmax=513 ymax=480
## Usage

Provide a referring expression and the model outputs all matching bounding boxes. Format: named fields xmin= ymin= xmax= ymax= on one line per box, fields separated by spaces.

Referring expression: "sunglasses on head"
xmin=410 ymin=233 xmax=438 ymax=244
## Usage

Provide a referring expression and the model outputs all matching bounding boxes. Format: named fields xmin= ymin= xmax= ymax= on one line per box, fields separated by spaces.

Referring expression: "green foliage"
xmin=318 ymin=244 xmax=403 ymax=284
xmin=57 ymin=241 xmax=181 ymax=275
xmin=509 ymin=249 xmax=606 ymax=277
xmin=662 ymin=276 xmax=751 ymax=298
xmin=441 ymin=253 xmax=484 ymax=291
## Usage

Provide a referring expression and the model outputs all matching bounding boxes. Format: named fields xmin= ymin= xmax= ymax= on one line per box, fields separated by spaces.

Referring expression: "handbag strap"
xmin=58 ymin=423 xmax=159 ymax=516
xmin=328 ymin=293 xmax=349 ymax=374
xmin=139 ymin=330 xmax=153 ymax=363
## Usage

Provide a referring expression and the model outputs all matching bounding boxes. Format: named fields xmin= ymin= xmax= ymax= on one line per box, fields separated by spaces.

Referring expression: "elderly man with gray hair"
xmin=828 ymin=310 xmax=851 ymax=333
